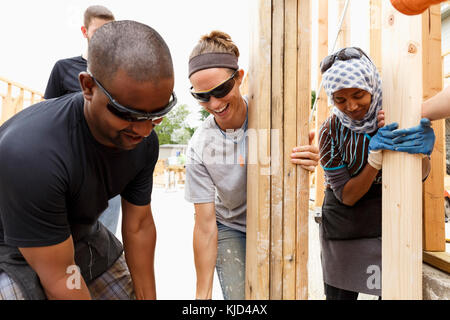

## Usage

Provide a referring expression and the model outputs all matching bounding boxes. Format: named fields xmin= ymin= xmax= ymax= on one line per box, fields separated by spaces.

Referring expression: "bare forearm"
xmin=19 ymin=237 xmax=91 ymax=300
xmin=422 ymin=86 xmax=450 ymax=121
xmin=341 ymin=163 xmax=379 ymax=206
xmin=123 ymin=223 xmax=157 ymax=300
xmin=44 ymin=273 xmax=91 ymax=300
xmin=193 ymin=224 xmax=217 ymax=299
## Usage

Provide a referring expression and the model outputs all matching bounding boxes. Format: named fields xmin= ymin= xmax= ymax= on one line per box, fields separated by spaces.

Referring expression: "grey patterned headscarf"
xmin=322 ymin=53 xmax=382 ymax=134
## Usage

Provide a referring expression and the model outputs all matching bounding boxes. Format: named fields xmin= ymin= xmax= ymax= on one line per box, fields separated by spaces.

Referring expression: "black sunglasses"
xmin=90 ymin=73 xmax=177 ymax=122
xmin=320 ymin=47 xmax=372 ymax=74
xmin=190 ymin=70 xmax=238 ymax=102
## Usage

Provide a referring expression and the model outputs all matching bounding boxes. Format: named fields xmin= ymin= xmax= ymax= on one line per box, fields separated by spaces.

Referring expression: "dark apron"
xmin=321 ymin=183 xmax=382 ymax=240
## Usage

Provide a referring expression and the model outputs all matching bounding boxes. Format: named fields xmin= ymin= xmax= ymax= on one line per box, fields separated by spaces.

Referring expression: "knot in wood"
xmin=388 ymin=14 xmax=395 ymax=26
xmin=408 ymin=43 xmax=418 ymax=54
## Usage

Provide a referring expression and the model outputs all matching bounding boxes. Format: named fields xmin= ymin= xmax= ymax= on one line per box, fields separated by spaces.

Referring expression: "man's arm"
xmin=19 ymin=236 xmax=91 ymax=300
xmin=121 ymin=198 xmax=157 ymax=300
xmin=193 ymin=202 xmax=217 ymax=300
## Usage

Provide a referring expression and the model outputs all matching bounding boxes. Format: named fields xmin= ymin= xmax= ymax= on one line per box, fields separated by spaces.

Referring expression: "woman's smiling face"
xmin=332 ymin=88 xmax=372 ymax=121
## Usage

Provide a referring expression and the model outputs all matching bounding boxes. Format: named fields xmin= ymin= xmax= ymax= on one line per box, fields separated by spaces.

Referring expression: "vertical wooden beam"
xmin=422 ymin=5 xmax=446 ymax=252
xmin=1 ymin=84 xmax=14 ymax=125
xmin=381 ymin=1 xmax=423 ymax=300
xmin=14 ymin=88 xmax=24 ymax=114
xmin=338 ymin=0 xmax=351 ymax=49
xmin=296 ymin=0 xmax=311 ymax=300
xmin=370 ymin=0 xmax=382 ymax=71
xmin=282 ymin=0 xmax=298 ymax=300
xmin=270 ymin=0 xmax=284 ymax=300
xmin=314 ymin=0 xmax=328 ymax=207
xmin=248 ymin=0 xmax=311 ymax=300
xmin=246 ymin=0 xmax=272 ymax=300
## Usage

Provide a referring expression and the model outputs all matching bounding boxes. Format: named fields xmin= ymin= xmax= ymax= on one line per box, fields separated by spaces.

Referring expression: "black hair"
xmin=88 ymin=20 xmax=174 ymax=84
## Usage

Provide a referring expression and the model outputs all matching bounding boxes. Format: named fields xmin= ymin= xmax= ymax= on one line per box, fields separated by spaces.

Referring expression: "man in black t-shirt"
xmin=44 ymin=5 xmax=115 ymax=99
xmin=44 ymin=6 xmax=121 ymax=236
xmin=0 ymin=21 xmax=176 ymax=300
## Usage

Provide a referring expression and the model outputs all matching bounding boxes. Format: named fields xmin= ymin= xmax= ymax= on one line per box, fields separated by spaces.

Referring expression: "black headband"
xmin=188 ymin=52 xmax=239 ymax=78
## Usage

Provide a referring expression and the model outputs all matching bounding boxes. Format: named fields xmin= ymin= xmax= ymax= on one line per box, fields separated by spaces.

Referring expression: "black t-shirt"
xmin=44 ymin=56 xmax=87 ymax=99
xmin=0 ymin=93 xmax=159 ymax=248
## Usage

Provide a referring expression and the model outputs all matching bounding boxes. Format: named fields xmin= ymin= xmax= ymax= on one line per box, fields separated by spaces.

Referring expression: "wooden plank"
xmin=422 ymin=5 xmax=446 ymax=252
xmin=14 ymin=89 xmax=24 ymax=115
xmin=0 ymin=76 xmax=44 ymax=97
xmin=296 ymin=0 xmax=311 ymax=300
xmin=370 ymin=0 xmax=382 ymax=72
xmin=246 ymin=0 xmax=272 ymax=300
xmin=423 ymin=251 xmax=450 ymax=274
xmin=282 ymin=0 xmax=298 ymax=300
xmin=381 ymin=1 xmax=423 ymax=300
xmin=270 ymin=0 xmax=284 ymax=300
xmin=314 ymin=0 xmax=328 ymax=208
xmin=1 ymin=84 xmax=14 ymax=125
xmin=337 ymin=0 xmax=351 ymax=49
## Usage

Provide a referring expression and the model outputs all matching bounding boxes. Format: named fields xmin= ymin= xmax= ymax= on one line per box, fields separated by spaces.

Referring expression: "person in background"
xmin=185 ymin=31 xmax=320 ymax=300
xmin=317 ymin=47 xmax=434 ymax=300
xmin=44 ymin=5 xmax=120 ymax=235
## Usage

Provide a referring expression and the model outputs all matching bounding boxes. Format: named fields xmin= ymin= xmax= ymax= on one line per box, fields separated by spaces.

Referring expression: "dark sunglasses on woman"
xmin=190 ymin=69 xmax=238 ymax=102
xmin=89 ymin=72 xmax=177 ymax=122
xmin=320 ymin=47 xmax=372 ymax=74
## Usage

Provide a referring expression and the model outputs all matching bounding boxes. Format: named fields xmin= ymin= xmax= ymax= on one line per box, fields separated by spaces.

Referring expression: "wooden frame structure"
xmin=248 ymin=0 xmax=448 ymax=300
xmin=246 ymin=0 xmax=311 ymax=300
xmin=0 ymin=76 xmax=44 ymax=125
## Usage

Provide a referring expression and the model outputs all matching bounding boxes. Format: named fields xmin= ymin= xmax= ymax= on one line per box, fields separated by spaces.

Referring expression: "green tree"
xmin=154 ymin=104 xmax=195 ymax=145
xmin=199 ymin=108 xmax=210 ymax=121
xmin=311 ymin=90 xmax=316 ymax=108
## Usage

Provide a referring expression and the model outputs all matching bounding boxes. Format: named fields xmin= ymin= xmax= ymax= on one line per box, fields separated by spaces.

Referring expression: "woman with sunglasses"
xmin=318 ymin=47 xmax=433 ymax=300
xmin=184 ymin=31 xmax=320 ymax=300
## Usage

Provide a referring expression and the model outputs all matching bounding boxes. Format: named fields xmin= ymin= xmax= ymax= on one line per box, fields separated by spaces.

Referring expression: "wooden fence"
xmin=0 ymin=76 xmax=44 ymax=125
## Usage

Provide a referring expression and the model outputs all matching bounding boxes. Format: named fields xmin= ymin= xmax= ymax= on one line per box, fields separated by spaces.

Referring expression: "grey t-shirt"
xmin=184 ymin=103 xmax=248 ymax=233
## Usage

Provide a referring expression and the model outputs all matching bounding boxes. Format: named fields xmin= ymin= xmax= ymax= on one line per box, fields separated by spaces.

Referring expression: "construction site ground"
xmin=113 ymin=175 xmax=449 ymax=299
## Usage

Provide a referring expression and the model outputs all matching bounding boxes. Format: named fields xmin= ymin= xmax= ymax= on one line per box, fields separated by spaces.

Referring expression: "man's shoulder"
xmin=56 ymin=55 xmax=86 ymax=65
xmin=0 ymin=94 xmax=83 ymax=147
xmin=53 ymin=56 xmax=87 ymax=70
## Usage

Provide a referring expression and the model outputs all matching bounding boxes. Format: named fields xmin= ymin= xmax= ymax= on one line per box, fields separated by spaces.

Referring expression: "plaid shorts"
xmin=0 ymin=254 xmax=135 ymax=300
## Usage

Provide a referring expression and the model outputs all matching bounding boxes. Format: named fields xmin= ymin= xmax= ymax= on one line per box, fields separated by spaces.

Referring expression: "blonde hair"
xmin=189 ymin=31 xmax=240 ymax=61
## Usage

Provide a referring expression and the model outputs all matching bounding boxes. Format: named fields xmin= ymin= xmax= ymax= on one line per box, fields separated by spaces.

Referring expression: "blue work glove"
xmin=368 ymin=122 xmax=399 ymax=152
xmin=392 ymin=118 xmax=435 ymax=156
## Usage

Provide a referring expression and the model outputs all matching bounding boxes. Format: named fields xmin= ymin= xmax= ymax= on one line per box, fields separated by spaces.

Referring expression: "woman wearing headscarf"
xmin=184 ymin=31 xmax=320 ymax=300
xmin=318 ymin=47 xmax=434 ymax=299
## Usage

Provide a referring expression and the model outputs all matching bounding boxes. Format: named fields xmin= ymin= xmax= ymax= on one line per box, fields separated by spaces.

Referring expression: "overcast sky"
xmin=0 ymin=0 xmax=373 ymax=126
xmin=0 ymin=0 xmax=253 ymax=125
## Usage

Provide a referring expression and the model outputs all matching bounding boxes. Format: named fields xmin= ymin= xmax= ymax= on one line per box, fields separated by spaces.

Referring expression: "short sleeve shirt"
xmin=0 ymin=93 xmax=159 ymax=248
xmin=184 ymin=101 xmax=248 ymax=233
xmin=44 ymin=56 xmax=87 ymax=99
